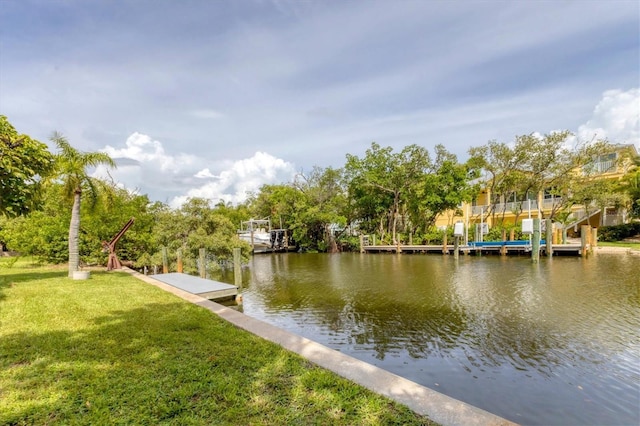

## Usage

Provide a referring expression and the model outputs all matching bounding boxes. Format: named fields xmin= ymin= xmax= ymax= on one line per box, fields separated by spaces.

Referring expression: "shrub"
xmin=598 ymin=222 xmax=640 ymax=242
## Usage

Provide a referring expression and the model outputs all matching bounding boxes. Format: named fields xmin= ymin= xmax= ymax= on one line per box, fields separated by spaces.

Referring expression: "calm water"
xmin=223 ymin=253 xmax=639 ymax=425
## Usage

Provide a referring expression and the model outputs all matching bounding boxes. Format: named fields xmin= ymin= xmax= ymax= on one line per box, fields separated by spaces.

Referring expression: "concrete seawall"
xmin=124 ymin=268 xmax=517 ymax=426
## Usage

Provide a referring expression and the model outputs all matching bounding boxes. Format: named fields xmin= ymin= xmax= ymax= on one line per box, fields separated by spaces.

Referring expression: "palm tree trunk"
xmin=68 ymin=190 xmax=81 ymax=277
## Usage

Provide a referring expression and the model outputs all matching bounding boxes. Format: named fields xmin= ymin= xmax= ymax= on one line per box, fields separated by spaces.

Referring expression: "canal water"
xmin=224 ymin=252 xmax=639 ymax=425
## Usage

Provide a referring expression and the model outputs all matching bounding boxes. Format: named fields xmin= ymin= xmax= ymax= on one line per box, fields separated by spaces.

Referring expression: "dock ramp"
xmin=149 ymin=273 xmax=237 ymax=301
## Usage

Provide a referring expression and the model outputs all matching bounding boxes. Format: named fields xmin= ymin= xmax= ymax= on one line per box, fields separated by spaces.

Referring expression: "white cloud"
xmin=577 ymin=88 xmax=640 ymax=147
xmin=93 ymin=132 xmax=296 ymax=206
xmin=194 ymin=168 xmax=217 ymax=178
xmin=170 ymin=151 xmax=296 ymax=208
xmin=102 ymin=132 xmax=199 ymax=173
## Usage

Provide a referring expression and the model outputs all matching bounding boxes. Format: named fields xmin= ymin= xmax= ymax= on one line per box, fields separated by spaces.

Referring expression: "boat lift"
xmin=103 ymin=218 xmax=135 ymax=270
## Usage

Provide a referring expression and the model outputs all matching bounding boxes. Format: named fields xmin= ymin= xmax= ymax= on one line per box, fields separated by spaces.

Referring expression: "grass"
xmin=598 ymin=241 xmax=640 ymax=250
xmin=0 ymin=259 xmax=433 ymax=425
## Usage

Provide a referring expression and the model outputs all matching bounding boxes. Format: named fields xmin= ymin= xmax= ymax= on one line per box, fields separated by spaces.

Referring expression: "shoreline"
xmin=125 ymin=267 xmax=517 ymax=426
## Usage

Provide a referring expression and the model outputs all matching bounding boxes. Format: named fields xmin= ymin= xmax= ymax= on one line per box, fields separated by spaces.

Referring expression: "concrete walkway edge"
xmin=124 ymin=268 xmax=517 ymax=426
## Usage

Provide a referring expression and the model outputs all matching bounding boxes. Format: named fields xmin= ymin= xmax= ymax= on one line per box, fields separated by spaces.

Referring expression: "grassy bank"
xmin=598 ymin=241 xmax=640 ymax=250
xmin=0 ymin=260 xmax=432 ymax=425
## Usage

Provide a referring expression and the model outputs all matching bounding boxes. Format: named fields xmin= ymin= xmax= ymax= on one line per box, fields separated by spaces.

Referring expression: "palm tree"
xmin=51 ymin=133 xmax=116 ymax=277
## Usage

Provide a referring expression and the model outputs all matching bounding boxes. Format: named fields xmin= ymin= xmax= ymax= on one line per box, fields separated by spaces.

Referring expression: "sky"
xmin=1 ymin=0 xmax=639 ymax=207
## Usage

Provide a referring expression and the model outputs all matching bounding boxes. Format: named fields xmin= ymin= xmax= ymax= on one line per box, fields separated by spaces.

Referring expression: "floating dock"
xmin=149 ymin=273 xmax=238 ymax=301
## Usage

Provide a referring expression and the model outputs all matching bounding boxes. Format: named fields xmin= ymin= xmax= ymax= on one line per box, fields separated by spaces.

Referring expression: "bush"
xmin=598 ymin=222 xmax=640 ymax=242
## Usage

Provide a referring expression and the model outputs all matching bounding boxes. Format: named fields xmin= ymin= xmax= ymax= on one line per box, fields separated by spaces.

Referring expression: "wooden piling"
xmin=176 ymin=248 xmax=183 ymax=273
xmin=199 ymin=248 xmax=206 ymax=278
xmin=162 ymin=246 xmax=168 ymax=274
xmin=545 ymin=219 xmax=553 ymax=257
xmin=454 ymin=236 xmax=459 ymax=259
xmin=591 ymin=228 xmax=598 ymax=250
xmin=359 ymin=235 xmax=364 ymax=253
xmin=509 ymin=229 xmax=515 ymax=241
xmin=442 ymin=233 xmax=448 ymax=254
xmin=233 ymin=247 xmax=242 ymax=287
xmin=500 ymin=229 xmax=507 ymax=256
xmin=580 ymin=225 xmax=589 ymax=257
xmin=532 ymin=218 xmax=540 ymax=263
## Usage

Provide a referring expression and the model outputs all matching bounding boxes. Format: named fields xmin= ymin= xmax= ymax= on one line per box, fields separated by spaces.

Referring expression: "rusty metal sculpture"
xmin=103 ymin=218 xmax=134 ymax=271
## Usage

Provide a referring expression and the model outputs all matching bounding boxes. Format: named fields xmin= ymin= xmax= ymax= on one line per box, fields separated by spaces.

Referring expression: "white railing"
xmin=588 ymin=160 xmax=615 ymax=174
xmin=471 ymin=201 xmax=538 ymax=216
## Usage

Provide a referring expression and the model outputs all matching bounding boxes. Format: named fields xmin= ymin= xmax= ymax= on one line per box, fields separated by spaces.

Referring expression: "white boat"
xmin=238 ymin=218 xmax=294 ymax=253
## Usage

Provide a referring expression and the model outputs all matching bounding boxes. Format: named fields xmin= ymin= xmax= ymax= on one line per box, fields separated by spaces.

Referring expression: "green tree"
xmin=292 ymin=166 xmax=348 ymax=251
xmin=0 ymin=116 xmax=54 ymax=217
xmin=408 ymin=145 xmax=478 ymax=233
xmin=345 ymin=143 xmax=431 ymax=243
xmin=51 ymin=133 xmax=116 ymax=277
xmin=151 ymin=198 xmax=250 ymax=273
xmin=468 ymin=131 xmax=613 ymax=223
xmin=617 ymin=151 xmax=640 ymax=219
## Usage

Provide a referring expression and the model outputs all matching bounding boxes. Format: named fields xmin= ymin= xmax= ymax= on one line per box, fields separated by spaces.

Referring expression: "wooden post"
xmin=359 ymin=235 xmax=364 ymax=253
xmin=233 ymin=247 xmax=242 ymax=287
xmin=591 ymin=227 xmax=597 ymax=252
xmin=442 ymin=233 xmax=448 ymax=254
xmin=199 ymin=248 xmax=206 ymax=278
xmin=373 ymin=235 xmax=377 ymax=246
xmin=176 ymin=248 xmax=183 ymax=273
xmin=545 ymin=218 xmax=553 ymax=257
xmin=509 ymin=229 xmax=515 ymax=241
xmin=454 ymin=236 xmax=459 ymax=259
xmin=500 ymin=229 xmax=507 ymax=256
xmin=580 ymin=225 xmax=589 ymax=257
xmin=161 ymin=246 xmax=168 ymax=274
xmin=562 ymin=227 xmax=567 ymax=244
xmin=532 ymin=218 xmax=540 ymax=263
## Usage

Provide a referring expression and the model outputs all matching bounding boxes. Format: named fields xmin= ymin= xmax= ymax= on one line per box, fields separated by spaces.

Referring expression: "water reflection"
xmin=222 ymin=253 xmax=639 ymax=425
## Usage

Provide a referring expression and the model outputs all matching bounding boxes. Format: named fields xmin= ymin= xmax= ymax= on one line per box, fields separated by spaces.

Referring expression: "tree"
xmin=0 ymin=181 xmax=157 ymax=265
xmin=51 ymin=133 xmax=116 ymax=277
xmin=617 ymin=151 xmax=640 ymax=219
xmin=467 ymin=131 xmax=613 ymax=223
xmin=0 ymin=116 xmax=54 ymax=217
xmin=408 ymin=145 xmax=479 ymax=232
xmin=150 ymin=197 xmax=251 ymax=273
xmin=292 ymin=166 xmax=348 ymax=252
xmin=345 ymin=143 xmax=431 ymax=243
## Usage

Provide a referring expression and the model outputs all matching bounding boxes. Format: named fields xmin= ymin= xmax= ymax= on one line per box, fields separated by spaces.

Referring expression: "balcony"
xmin=472 ymin=201 xmax=538 ymax=216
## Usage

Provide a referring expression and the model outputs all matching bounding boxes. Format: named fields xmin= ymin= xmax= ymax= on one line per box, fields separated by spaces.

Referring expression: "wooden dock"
xmin=150 ymin=272 xmax=238 ymax=301
xmin=363 ymin=242 xmax=586 ymax=256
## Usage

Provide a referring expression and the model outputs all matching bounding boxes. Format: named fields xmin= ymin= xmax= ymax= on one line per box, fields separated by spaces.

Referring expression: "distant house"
xmin=434 ymin=144 xmax=638 ymax=240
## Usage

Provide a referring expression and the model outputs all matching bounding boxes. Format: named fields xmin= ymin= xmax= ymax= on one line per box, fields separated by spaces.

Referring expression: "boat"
xmin=238 ymin=218 xmax=295 ymax=253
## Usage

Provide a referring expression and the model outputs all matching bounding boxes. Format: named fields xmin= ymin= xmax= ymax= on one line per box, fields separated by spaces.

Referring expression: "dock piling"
xmin=580 ymin=225 xmax=589 ymax=257
xmin=233 ymin=247 xmax=242 ymax=287
xmin=199 ymin=248 xmax=206 ymax=278
xmin=532 ymin=218 xmax=540 ymax=263
xmin=545 ymin=219 xmax=553 ymax=257
xmin=177 ymin=248 xmax=183 ymax=273
xmin=454 ymin=236 xmax=459 ymax=259
xmin=162 ymin=246 xmax=168 ymax=274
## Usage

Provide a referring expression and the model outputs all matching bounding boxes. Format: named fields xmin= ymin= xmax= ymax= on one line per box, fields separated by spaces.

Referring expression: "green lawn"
xmin=0 ymin=260 xmax=432 ymax=425
xmin=598 ymin=241 xmax=640 ymax=250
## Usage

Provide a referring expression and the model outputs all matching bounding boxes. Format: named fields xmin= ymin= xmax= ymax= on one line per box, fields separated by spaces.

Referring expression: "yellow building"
xmin=434 ymin=144 xmax=638 ymax=240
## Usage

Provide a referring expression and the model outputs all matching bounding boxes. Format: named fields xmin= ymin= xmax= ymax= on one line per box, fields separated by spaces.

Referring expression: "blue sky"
xmin=1 ymin=0 xmax=638 ymax=206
